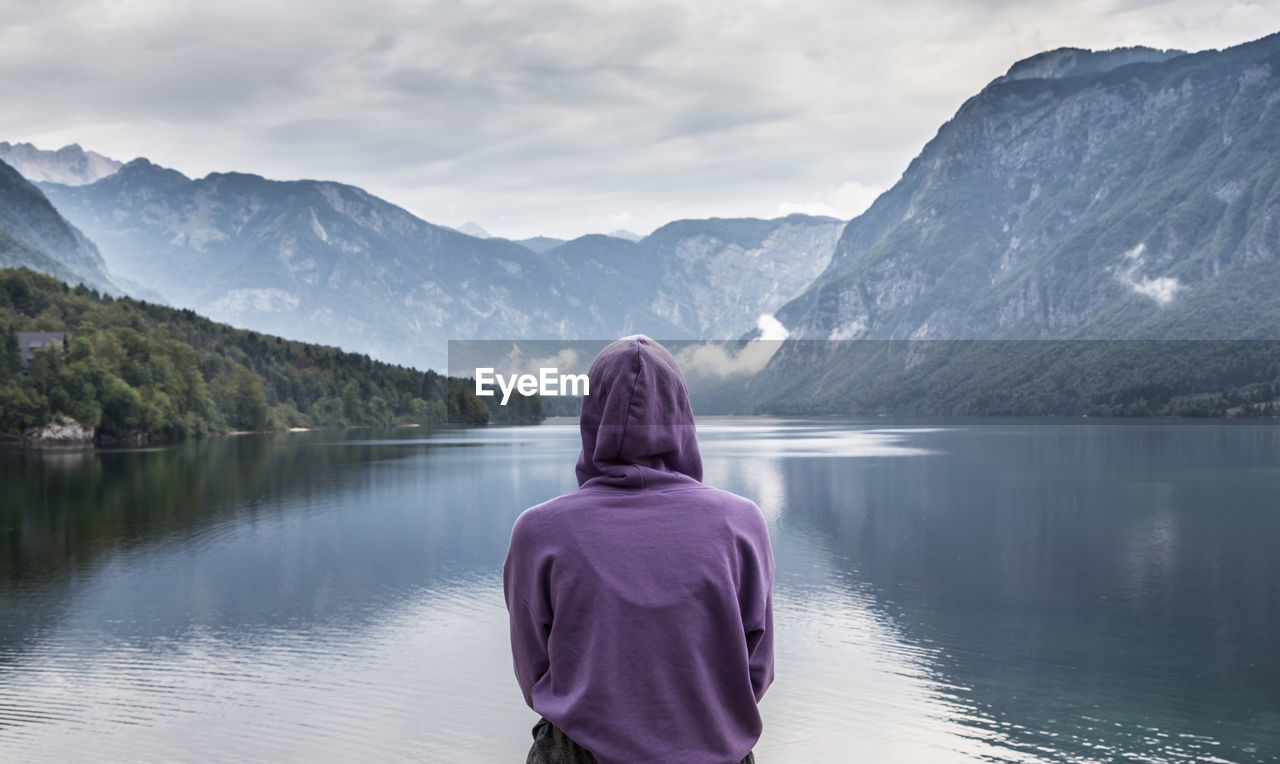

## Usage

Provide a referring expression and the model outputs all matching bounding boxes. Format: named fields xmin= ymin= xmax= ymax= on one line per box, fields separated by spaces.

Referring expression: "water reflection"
xmin=2 ymin=421 xmax=1278 ymax=761
xmin=700 ymin=422 xmax=1280 ymax=762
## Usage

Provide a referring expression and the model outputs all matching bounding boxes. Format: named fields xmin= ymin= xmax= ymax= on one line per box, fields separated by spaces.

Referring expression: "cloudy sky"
xmin=2 ymin=1 xmax=1277 ymax=239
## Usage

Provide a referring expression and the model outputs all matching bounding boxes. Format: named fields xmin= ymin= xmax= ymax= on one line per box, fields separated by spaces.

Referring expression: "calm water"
xmin=1 ymin=420 xmax=1278 ymax=762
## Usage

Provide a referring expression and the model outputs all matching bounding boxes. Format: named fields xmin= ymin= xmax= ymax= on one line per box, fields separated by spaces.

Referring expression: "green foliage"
xmin=489 ymin=387 xmax=545 ymax=423
xmin=447 ymin=379 xmax=489 ymax=425
xmin=0 ymin=321 xmax=18 ymax=383
xmin=0 ymin=268 xmax=535 ymax=440
xmin=216 ymin=364 xmax=271 ymax=431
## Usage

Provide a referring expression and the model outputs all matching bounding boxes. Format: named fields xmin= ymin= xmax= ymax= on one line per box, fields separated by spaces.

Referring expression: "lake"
xmin=2 ymin=419 xmax=1278 ymax=762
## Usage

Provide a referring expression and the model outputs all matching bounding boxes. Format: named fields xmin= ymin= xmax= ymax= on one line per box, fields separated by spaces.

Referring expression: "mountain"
xmin=547 ymin=214 xmax=844 ymax=339
xmin=0 ymin=158 xmax=117 ymax=292
xmin=0 ymin=142 xmax=122 ymax=186
xmin=516 ymin=236 xmax=566 ymax=253
xmin=38 ymin=160 xmax=591 ymax=369
xmin=40 ymin=160 xmax=844 ymax=369
xmin=776 ymin=33 xmax=1280 ymax=341
xmin=993 ymin=46 xmax=1185 ymax=84
xmin=455 ymin=221 xmax=491 ymax=238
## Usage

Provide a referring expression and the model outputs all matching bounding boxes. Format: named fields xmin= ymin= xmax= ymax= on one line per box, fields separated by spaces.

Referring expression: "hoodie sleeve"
xmin=504 ymin=514 xmax=553 ymax=707
xmin=505 ymin=585 xmax=551 ymax=706
xmin=746 ymin=593 xmax=774 ymax=701
xmin=740 ymin=505 xmax=776 ymax=702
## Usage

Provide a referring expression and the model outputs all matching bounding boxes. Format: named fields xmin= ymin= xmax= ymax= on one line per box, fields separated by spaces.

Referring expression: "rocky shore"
xmin=21 ymin=415 xmax=95 ymax=446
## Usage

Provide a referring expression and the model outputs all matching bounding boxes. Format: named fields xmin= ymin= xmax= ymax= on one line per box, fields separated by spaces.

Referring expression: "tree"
xmin=0 ymin=323 xmax=18 ymax=384
xmin=223 ymin=364 xmax=270 ymax=431
xmin=448 ymin=379 xmax=489 ymax=424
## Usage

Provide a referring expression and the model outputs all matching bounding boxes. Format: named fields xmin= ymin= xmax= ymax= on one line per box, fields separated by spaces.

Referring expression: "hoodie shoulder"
xmin=510 ymin=494 xmax=569 ymax=539
xmin=707 ymin=486 xmax=770 ymax=530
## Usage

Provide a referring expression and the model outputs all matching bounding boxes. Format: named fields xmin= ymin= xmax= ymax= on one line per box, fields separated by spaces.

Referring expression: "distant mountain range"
xmin=0 ymin=142 xmax=122 ymax=186
xmin=464 ymin=224 xmax=642 ymax=251
xmin=30 ymin=158 xmax=840 ymax=369
xmin=516 ymin=236 xmax=566 ymax=253
xmin=775 ymin=34 xmax=1280 ymax=341
xmin=4 ymin=32 xmax=1278 ymax=386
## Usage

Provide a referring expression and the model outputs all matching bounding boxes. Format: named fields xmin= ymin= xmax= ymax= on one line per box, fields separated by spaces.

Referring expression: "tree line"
xmin=0 ymin=268 xmax=541 ymax=442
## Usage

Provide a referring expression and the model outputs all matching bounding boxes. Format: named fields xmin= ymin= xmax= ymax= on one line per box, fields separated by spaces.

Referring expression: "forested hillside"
xmin=0 ymin=268 xmax=538 ymax=443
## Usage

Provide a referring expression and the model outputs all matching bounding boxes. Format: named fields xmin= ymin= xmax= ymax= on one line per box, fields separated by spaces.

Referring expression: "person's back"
xmin=504 ymin=336 xmax=774 ymax=764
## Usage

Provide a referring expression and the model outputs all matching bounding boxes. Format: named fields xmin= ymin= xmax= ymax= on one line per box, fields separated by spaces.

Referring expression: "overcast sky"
xmin=2 ymin=1 xmax=1277 ymax=239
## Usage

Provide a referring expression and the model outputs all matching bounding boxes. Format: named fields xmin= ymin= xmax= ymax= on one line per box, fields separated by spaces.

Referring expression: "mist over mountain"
xmin=607 ymin=229 xmax=644 ymax=242
xmin=776 ymin=33 xmax=1280 ymax=341
xmin=454 ymin=221 xmax=491 ymax=238
xmin=0 ymin=142 xmax=122 ymax=186
xmin=38 ymin=160 xmax=842 ymax=369
xmin=0 ymin=158 xmax=118 ymax=293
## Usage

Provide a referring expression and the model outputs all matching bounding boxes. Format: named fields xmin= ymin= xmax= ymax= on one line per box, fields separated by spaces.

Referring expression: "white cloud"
xmin=675 ymin=314 xmax=789 ymax=377
xmin=1129 ymin=276 xmax=1183 ymax=304
xmin=1112 ymin=242 xmax=1184 ymax=305
xmin=776 ymin=179 xmax=885 ymax=221
xmin=755 ymin=313 xmax=790 ymax=342
xmin=499 ymin=346 xmax=588 ymax=377
xmin=2 ymin=1 xmax=1277 ymax=238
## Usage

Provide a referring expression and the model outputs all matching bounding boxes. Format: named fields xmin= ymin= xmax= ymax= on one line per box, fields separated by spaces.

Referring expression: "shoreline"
xmin=4 ymin=413 xmax=1278 ymax=452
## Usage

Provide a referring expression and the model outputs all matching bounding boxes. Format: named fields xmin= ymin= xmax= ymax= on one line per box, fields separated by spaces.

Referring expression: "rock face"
xmin=546 ymin=214 xmax=845 ymax=341
xmin=39 ymin=159 xmax=843 ymax=369
xmin=0 ymin=142 xmax=122 ymax=186
xmin=0 ymin=158 xmax=119 ymax=293
xmin=777 ymin=33 xmax=1280 ymax=341
xmin=40 ymin=159 xmax=599 ymax=369
xmin=24 ymin=415 xmax=94 ymax=446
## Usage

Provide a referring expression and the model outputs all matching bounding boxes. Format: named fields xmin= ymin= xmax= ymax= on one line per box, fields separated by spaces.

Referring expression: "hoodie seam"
xmin=617 ymin=345 xmax=644 ymax=489
xmin=511 ymin=584 xmax=552 ymax=626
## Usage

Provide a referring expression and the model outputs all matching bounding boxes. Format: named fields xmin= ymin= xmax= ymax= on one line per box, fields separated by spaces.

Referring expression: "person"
xmin=503 ymin=335 xmax=775 ymax=764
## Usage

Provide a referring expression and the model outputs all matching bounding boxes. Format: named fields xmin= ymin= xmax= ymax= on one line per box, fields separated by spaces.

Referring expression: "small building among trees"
xmin=17 ymin=332 xmax=65 ymax=368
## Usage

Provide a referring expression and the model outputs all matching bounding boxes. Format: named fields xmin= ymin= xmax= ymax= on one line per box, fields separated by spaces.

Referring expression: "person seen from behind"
xmin=504 ymin=335 xmax=775 ymax=763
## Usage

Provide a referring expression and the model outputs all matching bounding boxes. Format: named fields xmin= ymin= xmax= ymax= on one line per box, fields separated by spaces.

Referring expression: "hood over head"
xmin=575 ymin=335 xmax=702 ymax=488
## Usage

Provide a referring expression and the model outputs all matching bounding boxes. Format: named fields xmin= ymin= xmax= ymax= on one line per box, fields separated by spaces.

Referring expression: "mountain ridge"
xmin=776 ymin=31 xmax=1280 ymax=342
xmin=39 ymin=160 xmax=844 ymax=369
xmin=0 ymin=158 xmax=118 ymax=293
xmin=0 ymin=142 xmax=123 ymax=186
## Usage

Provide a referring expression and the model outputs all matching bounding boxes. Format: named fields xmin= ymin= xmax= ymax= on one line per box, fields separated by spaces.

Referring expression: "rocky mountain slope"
xmin=39 ymin=160 xmax=842 ymax=369
xmin=776 ymin=34 xmax=1280 ymax=341
xmin=546 ymin=214 xmax=843 ymax=340
xmin=39 ymin=159 xmax=593 ymax=368
xmin=0 ymin=142 xmax=122 ymax=186
xmin=0 ymin=158 xmax=118 ymax=292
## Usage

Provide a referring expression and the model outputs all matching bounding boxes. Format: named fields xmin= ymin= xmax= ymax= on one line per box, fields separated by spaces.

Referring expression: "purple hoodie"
xmin=504 ymin=335 xmax=775 ymax=764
